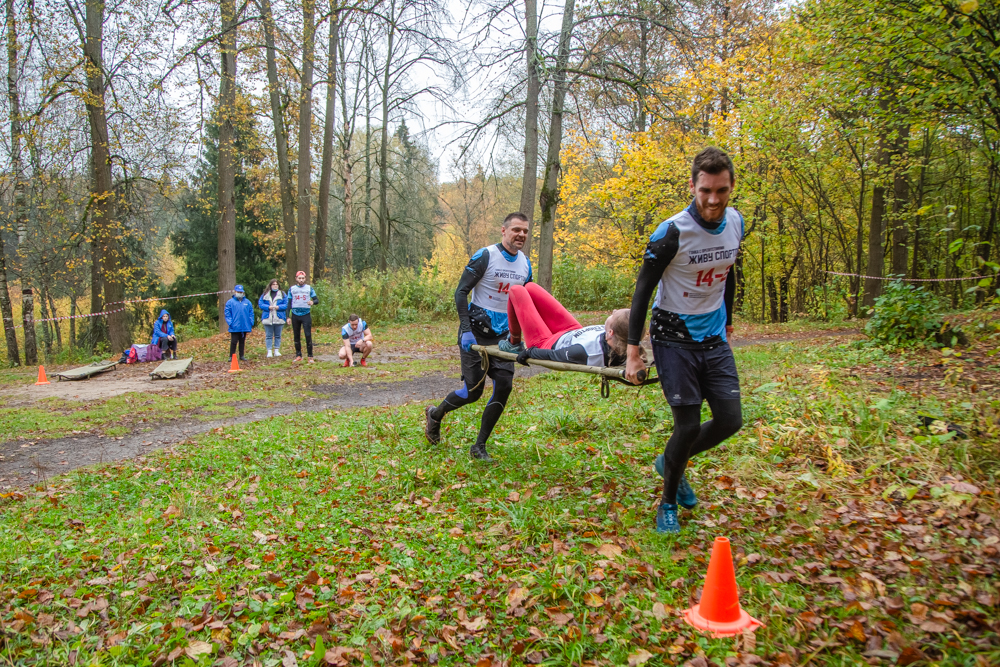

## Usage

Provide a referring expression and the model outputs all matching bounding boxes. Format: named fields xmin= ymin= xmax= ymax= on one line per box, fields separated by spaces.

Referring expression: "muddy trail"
xmin=0 ymin=368 xmax=551 ymax=488
xmin=0 ymin=329 xmax=858 ymax=488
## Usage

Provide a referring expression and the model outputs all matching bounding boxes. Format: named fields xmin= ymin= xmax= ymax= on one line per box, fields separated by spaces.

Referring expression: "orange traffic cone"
xmin=683 ymin=537 xmax=762 ymax=637
xmin=227 ymin=354 xmax=241 ymax=373
xmin=35 ymin=365 xmax=51 ymax=385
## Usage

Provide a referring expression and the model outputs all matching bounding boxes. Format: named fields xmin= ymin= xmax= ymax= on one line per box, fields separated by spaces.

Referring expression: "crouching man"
xmin=339 ymin=314 xmax=373 ymax=367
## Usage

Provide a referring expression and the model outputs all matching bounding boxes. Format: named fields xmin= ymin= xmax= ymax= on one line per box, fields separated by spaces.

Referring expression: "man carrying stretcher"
xmin=625 ymin=147 xmax=745 ymax=534
xmin=424 ymin=213 xmax=532 ymax=461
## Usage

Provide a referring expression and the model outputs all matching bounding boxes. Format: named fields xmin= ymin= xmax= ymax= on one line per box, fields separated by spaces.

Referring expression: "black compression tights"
xmin=432 ymin=372 xmax=514 ymax=446
xmin=661 ymin=398 xmax=743 ymax=505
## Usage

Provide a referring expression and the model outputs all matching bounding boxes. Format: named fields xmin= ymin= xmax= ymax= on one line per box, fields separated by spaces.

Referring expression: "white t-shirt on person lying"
xmin=553 ymin=325 xmax=605 ymax=367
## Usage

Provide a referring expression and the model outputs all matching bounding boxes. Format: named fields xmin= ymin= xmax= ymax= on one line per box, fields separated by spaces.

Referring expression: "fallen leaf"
xmin=950 ymin=481 xmax=980 ymax=495
xmin=846 ymin=621 xmax=866 ymax=642
xmin=507 ymin=586 xmax=528 ymax=610
xmin=919 ymin=620 xmax=948 ymax=633
xmin=547 ymin=611 xmax=573 ymax=626
xmin=324 ymin=647 xmax=362 ymax=666
xmin=896 ymin=646 xmax=927 ymax=666
xmin=596 ymin=543 xmax=622 ymax=559
xmin=583 ymin=591 xmax=604 ymax=607
xmin=651 ymin=602 xmax=669 ymax=620
xmin=628 ymin=649 xmax=653 ymax=667
xmin=184 ymin=640 xmax=213 ymax=659
xmin=460 ymin=616 xmax=488 ymax=632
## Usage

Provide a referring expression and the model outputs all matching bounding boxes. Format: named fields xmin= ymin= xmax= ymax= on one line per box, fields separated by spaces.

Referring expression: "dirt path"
xmin=0 ymin=367 xmax=549 ymax=488
xmin=0 ymin=329 xmax=858 ymax=488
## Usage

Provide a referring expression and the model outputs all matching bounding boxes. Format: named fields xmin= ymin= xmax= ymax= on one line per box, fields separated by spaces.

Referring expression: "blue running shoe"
xmin=655 ymin=503 xmax=680 ymax=534
xmin=653 ymin=454 xmax=699 ymax=510
xmin=498 ymin=338 xmax=525 ymax=354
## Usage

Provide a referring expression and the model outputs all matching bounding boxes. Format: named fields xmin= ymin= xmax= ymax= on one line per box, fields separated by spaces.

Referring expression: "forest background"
xmin=0 ymin=0 xmax=998 ymax=365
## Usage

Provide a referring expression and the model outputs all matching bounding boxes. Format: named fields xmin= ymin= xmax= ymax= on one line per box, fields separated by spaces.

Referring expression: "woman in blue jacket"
xmin=151 ymin=309 xmax=177 ymax=359
xmin=224 ymin=285 xmax=255 ymax=361
xmin=258 ymin=279 xmax=287 ymax=358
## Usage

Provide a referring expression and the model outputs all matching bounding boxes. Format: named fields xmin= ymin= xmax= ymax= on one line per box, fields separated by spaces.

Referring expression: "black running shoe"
xmin=424 ymin=405 xmax=441 ymax=445
xmin=469 ymin=443 xmax=493 ymax=461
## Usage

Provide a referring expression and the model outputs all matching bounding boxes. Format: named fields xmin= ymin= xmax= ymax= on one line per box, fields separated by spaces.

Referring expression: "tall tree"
xmin=518 ymin=0 xmax=539 ymax=256
xmin=79 ymin=0 xmax=128 ymax=352
xmin=377 ymin=0 xmax=396 ymax=272
xmin=2 ymin=0 xmax=22 ymax=365
xmin=315 ymin=4 xmax=339 ymax=279
xmin=297 ymin=0 xmax=317 ymax=274
xmin=217 ymin=0 xmax=238 ymax=332
xmin=260 ymin=0 xmax=298 ymax=284
xmin=537 ymin=0 xmax=576 ymax=290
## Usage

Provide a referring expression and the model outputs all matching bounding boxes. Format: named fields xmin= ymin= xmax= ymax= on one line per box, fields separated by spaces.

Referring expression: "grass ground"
xmin=1 ymin=317 xmax=999 ymax=666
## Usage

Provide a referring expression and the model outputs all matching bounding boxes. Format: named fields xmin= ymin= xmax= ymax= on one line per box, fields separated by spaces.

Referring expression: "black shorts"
xmin=349 ymin=342 xmax=365 ymax=354
xmin=652 ymin=342 xmax=741 ymax=406
xmin=459 ymin=338 xmax=514 ymax=393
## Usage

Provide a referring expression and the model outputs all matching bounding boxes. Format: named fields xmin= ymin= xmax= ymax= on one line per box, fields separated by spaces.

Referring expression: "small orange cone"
xmin=35 ymin=365 xmax=51 ymax=385
xmin=227 ymin=354 xmax=241 ymax=373
xmin=683 ymin=537 xmax=762 ymax=637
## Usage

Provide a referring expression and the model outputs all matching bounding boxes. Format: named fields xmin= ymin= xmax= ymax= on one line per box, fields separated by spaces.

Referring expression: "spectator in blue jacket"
xmin=224 ymin=285 xmax=255 ymax=361
xmin=258 ymin=279 xmax=287 ymax=358
xmin=151 ymin=309 xmax=177 ymax=359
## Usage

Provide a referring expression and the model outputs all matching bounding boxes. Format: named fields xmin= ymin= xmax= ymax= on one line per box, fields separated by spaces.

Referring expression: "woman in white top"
xmin=503 ymin=283 xmax=644 ymax=367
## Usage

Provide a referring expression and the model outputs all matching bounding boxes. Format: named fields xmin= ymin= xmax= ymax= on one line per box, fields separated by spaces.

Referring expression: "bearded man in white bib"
xmin=625 ymin=147 xmax=745 ymax=535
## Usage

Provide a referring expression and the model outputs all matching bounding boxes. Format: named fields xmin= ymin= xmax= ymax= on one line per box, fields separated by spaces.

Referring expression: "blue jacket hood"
xmin=158 ymin=309 xmax=171 ymax=320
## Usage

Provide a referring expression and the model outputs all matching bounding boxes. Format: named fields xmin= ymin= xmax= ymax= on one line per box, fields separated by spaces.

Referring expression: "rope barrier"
xmin=823 ymin=270 xmax=991 ymax=283
xmin=1 ymin=289 xmax=235 ymax=329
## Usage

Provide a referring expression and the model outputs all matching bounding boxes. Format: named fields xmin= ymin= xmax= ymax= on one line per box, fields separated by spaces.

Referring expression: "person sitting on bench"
xmin=151 ymin=309 xmax=178 ymax=359
xmin=500 ymin=283 xmax=643 ymax=367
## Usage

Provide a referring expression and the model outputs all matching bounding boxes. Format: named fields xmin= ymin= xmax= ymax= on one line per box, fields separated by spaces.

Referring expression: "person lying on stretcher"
xmin=498 ymin=283 xmax=645 ymax=367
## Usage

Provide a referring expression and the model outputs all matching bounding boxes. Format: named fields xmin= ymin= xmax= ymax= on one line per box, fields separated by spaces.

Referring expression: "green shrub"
xmin=865 ymin=280 xmax=943 ymax=347
xmin=551 ymin=256 xmax=634 ymax=311
xmin=311 ymin=268 xmax=453 ymax=326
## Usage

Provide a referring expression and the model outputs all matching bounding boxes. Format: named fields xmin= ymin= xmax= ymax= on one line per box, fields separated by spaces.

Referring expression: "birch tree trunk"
xmin=314 ymin=5 xmax=338 ymax=279
xmin=536 ymin=0 xmax=575 ymax=291
xmin=260 ymin=0 xmax=297 ymax=284
xmin=84 ymin=0 xmax=128 ymax=352
xmin=297 ymin=0 xmax=316 ymax=274
xmin=519 ymin=0 xmax=539 ymax=257
xmin=217 ymin=0 xmax=238 ymax=332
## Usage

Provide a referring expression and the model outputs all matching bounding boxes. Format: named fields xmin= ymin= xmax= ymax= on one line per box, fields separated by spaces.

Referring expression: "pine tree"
xmin=170 ymin=104 xmax=278 ymax=322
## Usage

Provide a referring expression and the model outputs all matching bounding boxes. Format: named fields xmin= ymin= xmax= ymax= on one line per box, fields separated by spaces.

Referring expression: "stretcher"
xmin=149 ymin=357 xmax=194 ymax=379
xmin=472 ymin=345 xmax=657 ymax=397
xmin=50 ymin=361 xmax=118 ymax=381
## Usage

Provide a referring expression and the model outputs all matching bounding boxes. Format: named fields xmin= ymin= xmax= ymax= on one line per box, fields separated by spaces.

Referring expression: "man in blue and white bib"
xmin=424 ymin=212 xmax=532 ymax=461
xmin=626 ymin=147 xmax=745 ymax=534
xmin=339 ymin=314 xmax=373 ymax=367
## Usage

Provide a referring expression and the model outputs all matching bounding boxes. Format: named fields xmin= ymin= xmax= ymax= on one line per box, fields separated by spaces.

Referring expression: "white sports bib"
xmin=554 ymin=325 xmax=605 ymax=367
xmin=469 ymin=245 xmax=531 ymax=314
xmin=653 ymin=208 xmax=743 ymax=315
xmin=342 ymin=320 xmax=367 ymax=345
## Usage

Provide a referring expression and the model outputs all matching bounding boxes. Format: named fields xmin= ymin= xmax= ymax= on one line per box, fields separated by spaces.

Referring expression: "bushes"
xmin=865 ymin=280 xmax=955 ymax=347
xmin=311 ymin=268 xmax=454 ymax=326
xmin=308 ymin=259 xmax=636 ymax=327
xmin=551 ymin=257 xmax=634 ymax=311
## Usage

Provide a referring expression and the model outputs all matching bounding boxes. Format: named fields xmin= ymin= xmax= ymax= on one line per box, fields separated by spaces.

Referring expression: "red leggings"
xmin=507 ymin=283 xmax=581 ymax=349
